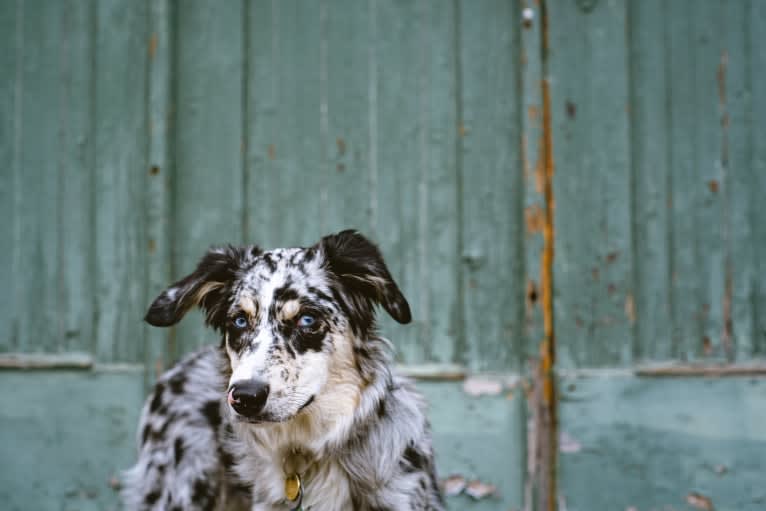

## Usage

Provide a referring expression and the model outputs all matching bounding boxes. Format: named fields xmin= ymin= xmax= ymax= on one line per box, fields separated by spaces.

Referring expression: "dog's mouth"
xmin=230 ymin=394 xmax=315 ymax=424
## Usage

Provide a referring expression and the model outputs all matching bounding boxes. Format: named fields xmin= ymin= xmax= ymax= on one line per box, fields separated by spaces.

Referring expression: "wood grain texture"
xmin=628 ymin=0 xmax=673 ymax=361
xmin=558 ymin=375 xmax=766 ymax=511
xmin=750 ymin=0 xmax=766 ymax=356
xmin=92 ymin=0 xmax=149 ymax=363
xmin=0 ymin=0 xmax=19 ymax=352
xmin=373 ymin=0 xmax=461 ymax=365
xmin=419 ymin=381 xmax=525 ymax=511
xmin=57 ymin=0 xmax=96 ymax=357
xmin=458 ymin=0 xmax=524 ymax=372
xmin=520 ymin=0 xmax=547 ymax=362
xmin=246 ymin=0 xmax=323 ymax=251
xmin=16 ymin=0 xmax=62 ymax=354
xmin=144 ymin=0 xmax=173 ymax=382
xmin=173 ymin=0 xmax=245 ymax=357
xmin=549 ymin=0 xmax=633 ymax=368
xmin=0 ymin=368 xmax=144 ymax=511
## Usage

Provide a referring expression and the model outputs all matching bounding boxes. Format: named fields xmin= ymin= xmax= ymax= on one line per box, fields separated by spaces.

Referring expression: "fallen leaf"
xmin=465 ymin=480 xmax=497 ymax=500
xmin=686 ymin=492 xmax=714 ymax=510
xmin=463 ymin=377 xmax=503 ymax=396
xmin=441 ymin=474 xmax=466 ymax=497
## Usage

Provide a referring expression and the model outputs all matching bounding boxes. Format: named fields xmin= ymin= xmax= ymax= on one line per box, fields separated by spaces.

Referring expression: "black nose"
xmin=228 ymin=380 xmax=270 ymax=418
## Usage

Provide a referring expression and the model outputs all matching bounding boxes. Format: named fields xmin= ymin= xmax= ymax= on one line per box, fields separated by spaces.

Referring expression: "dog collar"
xmin=284 ymin=473 xmax=303 ymax=510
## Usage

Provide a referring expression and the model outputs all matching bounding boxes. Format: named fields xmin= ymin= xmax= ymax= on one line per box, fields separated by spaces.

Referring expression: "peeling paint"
xmin=525 ymin=204 xmax=545 ymax=235
xmin=624 ymin=293 xmax=635 ymax=323
xmin=528 ymin=104 xmax=539 ymax=122
xmin=148 ymin=32 xmax=158 ymax=59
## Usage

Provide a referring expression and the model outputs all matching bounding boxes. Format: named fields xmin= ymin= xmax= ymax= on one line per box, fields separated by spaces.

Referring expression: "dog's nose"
xmin=228 ymin=380 xmax=270 ymax=418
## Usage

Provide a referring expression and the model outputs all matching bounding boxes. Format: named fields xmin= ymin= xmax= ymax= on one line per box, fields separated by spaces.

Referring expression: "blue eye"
xmin=233 ymin=315 xmax=248 ymax=329
xmin=298 ymin=314 xmax=316 ymax=328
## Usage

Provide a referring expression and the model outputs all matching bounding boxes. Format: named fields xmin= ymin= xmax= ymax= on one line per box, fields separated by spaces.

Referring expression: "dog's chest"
xmin=246 ymin=455 xmax=353 ymax=511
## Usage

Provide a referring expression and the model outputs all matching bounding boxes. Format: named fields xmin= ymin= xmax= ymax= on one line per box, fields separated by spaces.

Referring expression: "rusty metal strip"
xmin=534 ymin=1 xmax=558 ymax=510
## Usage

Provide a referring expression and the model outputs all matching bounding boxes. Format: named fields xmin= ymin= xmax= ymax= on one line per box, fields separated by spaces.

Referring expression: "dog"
xmin=122 ymin=230 xmax=445 ymax=510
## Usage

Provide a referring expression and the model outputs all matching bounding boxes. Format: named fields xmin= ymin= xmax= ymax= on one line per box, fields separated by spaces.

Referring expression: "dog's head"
xmin=145 ymin=230 xmax=410 ymax=424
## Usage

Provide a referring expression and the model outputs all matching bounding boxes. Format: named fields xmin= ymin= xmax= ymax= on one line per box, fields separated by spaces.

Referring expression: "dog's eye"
xmin=297 ymin=314 xmax=316 ymax=328
xmin=233 ymin=315 xmax=248 ymax=329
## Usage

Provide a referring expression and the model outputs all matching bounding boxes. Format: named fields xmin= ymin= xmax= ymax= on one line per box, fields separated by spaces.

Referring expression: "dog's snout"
xmin=228 ymin=380 xmax=270 ymax=418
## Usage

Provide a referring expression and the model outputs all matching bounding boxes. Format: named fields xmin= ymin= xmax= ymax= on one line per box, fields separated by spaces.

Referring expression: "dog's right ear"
xmin=144 ymin=245 xmax=259 ymax=328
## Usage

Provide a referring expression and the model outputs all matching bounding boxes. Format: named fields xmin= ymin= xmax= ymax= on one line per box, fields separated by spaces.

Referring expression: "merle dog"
xmin=123 ymin=230 xmax=444 ymax=510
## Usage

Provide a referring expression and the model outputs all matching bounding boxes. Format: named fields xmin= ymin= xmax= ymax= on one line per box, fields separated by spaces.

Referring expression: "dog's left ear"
xmin=145 ymin=245 xmax=258 ymax=328
xmin=320 ymin=230 xmax=411 ymax=324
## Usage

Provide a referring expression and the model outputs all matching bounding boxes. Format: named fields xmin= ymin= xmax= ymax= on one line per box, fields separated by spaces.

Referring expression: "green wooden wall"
xmin=1 ymin=1 xmax=764 ymax=510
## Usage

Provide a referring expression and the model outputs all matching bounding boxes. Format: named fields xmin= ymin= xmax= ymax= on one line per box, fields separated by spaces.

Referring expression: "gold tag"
xmin=284 ymin=473 xmax=301 ymax=502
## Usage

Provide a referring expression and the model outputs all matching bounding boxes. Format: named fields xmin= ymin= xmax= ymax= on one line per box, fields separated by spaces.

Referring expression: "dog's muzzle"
xmin=228 ymin=380 xmax=270 ymax=418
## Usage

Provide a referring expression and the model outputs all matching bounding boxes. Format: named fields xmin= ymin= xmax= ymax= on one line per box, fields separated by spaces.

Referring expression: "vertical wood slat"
xmin=458 ymin=0 xmax=524 ymax=371
xmin=520 ymin=0 xmax=546 ymax=361
xmin=666 ymin=1 xmax=701 ymax=361
xmin=628 ymin=0 xmax=673 ymax=362
xmin=750 ymin=0 xmax=766 ymax=356
xmin=373 ymin=0 xmax=460 ymax=365
xmin=323 ymin=0 xmax=371 ymax=236
xmin=372 ymin=0 xmax=428 ymax=360
xmin=0 ymin=0 xmax=20 ymax=352
xmin=725 ymin=0 xmax=752 ymax=361
xmin=665 ymin=0 xmax=754 ymax=363
xmin=16 ymin=0 xmax=62 ymax=354
xmin=548 ymin=0 xmax=634 ymax=368
xmin=174 ymin=0 xmax=245 ymax=357
xmin=246 ymin=0 xmax=323 ymax=250
xmin=58 ymin=0 xmax=96 ymax=356
xmin=144 ymin=0 xmax=173 ymax=379
xmin=414 ymin=0 xmax=460 ymax=365
xmin=1 ymin=0 xmax=763 ymax=370
xmin=691 ymin=1 xmax=727 ymax=360
xmin=92 ymin=0 xmax=149 ymax=363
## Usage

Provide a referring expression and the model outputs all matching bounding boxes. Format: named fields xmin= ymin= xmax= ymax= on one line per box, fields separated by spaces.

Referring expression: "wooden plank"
xmin=245 ymin=0 xmax=323 ymax=250
xmin=667 ymin=1 xmax=702 ymax=361
xmin=323 ymin=0 xmax=371 ymax=236
xmin=750 ymin=0 xmax=766 ymax=356
xmin=458 ymin=0 xmax=524 ymax=371
xmin=635 ymin=362 xmax=766 ymax=378
xmin=144 ymin=0 xmax=173 ymax=382
xmin=0 ymin=352 xmax=92 ymax=370
xmin=419 ymin=381 xmax=525 ymax=511
xmin=520 ymin=0 xmax=546 ymax=362
xmin=725 ymin=0 xmax=756 ymax=361
xmin=692 ymin=1 xmax=727 ymax=360
xmin=174 ymin=0 xmax=245 ymax=357
xmin=548 ymin=0 xmax=633 ymax=367
xmin=628 ymin=0 xmax=673 ymax=361
xmin=15 ymin=0 xmax=62 ymax=354
xmin=373 ymin=0 xmax=460 ymax=364
xmin=372 ymin=0 xmax=429 ymax=362
xmin=0 ymin=0 xmax=19 ymax=352
xmin=92 ymin=0 xmax=149 ymax=363
xmin=558 ymin=375 xmax=766 ymax=511
xmin=58 ymin=0 xmax=96 ymax=356
xmin=0 ymin=368 xmax=144 ymax=510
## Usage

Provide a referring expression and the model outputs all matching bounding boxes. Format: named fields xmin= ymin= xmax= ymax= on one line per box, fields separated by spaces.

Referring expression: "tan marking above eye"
xmin=239 ymin=295 xmax=258 ymax=317
xmin=280 ymin=299 xmax=301 ymax=321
